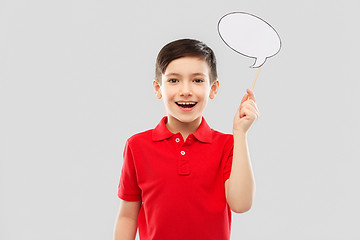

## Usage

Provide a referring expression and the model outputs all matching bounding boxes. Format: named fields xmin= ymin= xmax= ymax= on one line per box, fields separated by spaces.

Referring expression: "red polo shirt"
xmin=118 ymin=115 xmax=234 ymax=240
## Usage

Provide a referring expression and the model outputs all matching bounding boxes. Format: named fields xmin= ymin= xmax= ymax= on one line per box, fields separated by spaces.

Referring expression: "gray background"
xmin=1 ymin=0 xmax=359 ymax=239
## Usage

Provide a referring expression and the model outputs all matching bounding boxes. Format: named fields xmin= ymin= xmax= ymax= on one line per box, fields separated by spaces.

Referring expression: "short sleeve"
xmin=223 ymin=136 xmax=234 ymax=183
xmin=117 ymin=139 xmax=142 ymax=201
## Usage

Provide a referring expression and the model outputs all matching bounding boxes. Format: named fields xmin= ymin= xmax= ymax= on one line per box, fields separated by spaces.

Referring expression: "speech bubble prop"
xmin=218 ymin=12 xmax=281 ymax=68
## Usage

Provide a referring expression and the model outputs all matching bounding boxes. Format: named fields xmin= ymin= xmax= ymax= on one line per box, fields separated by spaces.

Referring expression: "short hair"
xmin=155 ymin=38 xmax=218 ymax=86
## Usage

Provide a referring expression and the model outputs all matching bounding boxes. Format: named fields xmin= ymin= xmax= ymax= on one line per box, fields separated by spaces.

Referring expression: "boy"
xmin=113 ymin=39 xmax=260 ymax=240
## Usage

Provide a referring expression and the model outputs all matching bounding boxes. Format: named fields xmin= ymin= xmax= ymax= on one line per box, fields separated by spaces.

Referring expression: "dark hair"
xmin=155 ymin=38 xmax=218 ymax=86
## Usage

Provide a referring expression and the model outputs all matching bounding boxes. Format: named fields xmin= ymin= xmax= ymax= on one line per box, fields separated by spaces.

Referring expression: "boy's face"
xmin=153 ymin=56 xmax=219 ymax=123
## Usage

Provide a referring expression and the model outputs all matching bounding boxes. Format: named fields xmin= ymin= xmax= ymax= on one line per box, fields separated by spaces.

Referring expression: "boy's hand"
xmin=233 ymin=89 xmax=260 ymax=134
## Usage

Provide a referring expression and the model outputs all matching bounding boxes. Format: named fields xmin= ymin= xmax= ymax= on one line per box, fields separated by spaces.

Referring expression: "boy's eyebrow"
xmin=165 ymin=72 xmax=206 ymax=77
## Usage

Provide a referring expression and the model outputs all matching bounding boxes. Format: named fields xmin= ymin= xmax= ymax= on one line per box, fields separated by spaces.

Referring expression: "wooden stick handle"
xmin=247 ymin=67 xmax=261 ymax=100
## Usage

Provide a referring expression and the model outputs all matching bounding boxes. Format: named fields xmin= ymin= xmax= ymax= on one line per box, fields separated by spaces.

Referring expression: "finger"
xmin=244 ymin=104 xmax=257 ymax=116
xmin=240 ymin=110 xmax=246 ymax=118
xmin=245 ymin=104 xmax=261 ymax=119
xmin=246 ymin=99 xmax=260 ymax=113
xmin=239 ymin=105 xmax=247 ymax=118
xmin=246 ymin=89 xmax=256 ymax=102
xmin=240 ymin=93 xmax=248 ymax=105
xmin=241 ymin=108 xmax=257 ymax=120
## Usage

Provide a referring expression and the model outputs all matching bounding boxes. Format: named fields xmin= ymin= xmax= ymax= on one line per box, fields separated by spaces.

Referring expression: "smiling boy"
xmin=114 ymin=39 xmax=260 ymax=240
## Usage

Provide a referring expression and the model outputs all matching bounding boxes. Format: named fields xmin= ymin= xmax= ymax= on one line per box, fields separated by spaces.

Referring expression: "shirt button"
xmin=175 ymin=138 xmax=180 ymax=142
xmin=181 ymin=150 xmax=185 ymax=155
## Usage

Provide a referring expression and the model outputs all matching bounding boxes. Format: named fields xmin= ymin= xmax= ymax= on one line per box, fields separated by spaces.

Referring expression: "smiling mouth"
xmin=175 ymin=102 xmax=197 ymax=108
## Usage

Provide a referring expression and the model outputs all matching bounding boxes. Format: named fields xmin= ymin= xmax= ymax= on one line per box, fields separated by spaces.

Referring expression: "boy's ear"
xmin=153 ymin=79 xmax=162 ymax=99
xmin=209 ymin=79 xmax=219 ymax=99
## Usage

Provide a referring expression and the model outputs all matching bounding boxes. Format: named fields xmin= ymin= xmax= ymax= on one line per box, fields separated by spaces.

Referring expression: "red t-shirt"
xmin=118 ymin=115 xmax=234 ymax=240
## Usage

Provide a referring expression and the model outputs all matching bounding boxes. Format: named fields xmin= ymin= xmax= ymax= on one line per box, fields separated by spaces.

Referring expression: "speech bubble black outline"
xmin=217 ymin=11 xmax=282 ymax=68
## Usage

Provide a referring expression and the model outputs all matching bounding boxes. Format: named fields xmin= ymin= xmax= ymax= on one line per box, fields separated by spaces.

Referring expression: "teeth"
xmin=177 ymin=102 xmax=196 ymax=105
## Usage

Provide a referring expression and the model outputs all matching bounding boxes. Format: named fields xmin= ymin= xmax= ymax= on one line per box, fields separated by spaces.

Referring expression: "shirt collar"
xmin=152 ymin=116 xmax=213 ymax=143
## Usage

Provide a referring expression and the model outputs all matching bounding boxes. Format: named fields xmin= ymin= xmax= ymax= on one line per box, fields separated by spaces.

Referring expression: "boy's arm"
xmin=113 ymin=200 xmax=142 ymax=240
xmin=225 ymin=131 xmax=256 ymax=213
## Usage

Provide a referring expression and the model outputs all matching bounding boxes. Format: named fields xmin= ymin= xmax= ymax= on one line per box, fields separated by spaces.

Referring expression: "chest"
xmin=133 ymin=140 xmax=226 ymax=192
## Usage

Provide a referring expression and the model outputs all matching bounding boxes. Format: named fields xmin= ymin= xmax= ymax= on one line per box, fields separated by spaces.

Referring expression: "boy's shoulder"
xmin=211 ymin=128 xmax=234 ymax=143
xmin=211 ymin=128 xmax=232 ymax=137
xmin=126 ymin=128 xmax=153 ymax=145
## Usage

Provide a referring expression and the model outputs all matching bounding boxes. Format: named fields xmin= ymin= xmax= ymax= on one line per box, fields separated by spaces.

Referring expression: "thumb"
xmin=240 ymin=93 xmax=248 ymax=105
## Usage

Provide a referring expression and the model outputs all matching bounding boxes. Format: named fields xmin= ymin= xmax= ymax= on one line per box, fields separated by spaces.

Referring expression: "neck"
xmin=165 ymin=115 xmax=202 ymax=136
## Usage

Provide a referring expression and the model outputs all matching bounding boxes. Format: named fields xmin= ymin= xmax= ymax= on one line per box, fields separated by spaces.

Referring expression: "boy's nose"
xmin=180 ymin=85 xmax=192 ymax=96
xmin=180 ymin=91 xmax=192 ymax=96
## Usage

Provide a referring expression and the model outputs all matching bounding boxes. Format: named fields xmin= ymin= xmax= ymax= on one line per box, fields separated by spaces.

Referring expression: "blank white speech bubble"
xmin=218 ymin=12 xmax=281 ymax=68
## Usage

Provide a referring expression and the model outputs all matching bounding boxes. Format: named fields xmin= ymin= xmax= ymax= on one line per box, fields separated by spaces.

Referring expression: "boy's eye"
xmin=168 ymin=79 xmax=178 ymax=83
xmin=167 ymin=79 xmax=204 ymax=83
